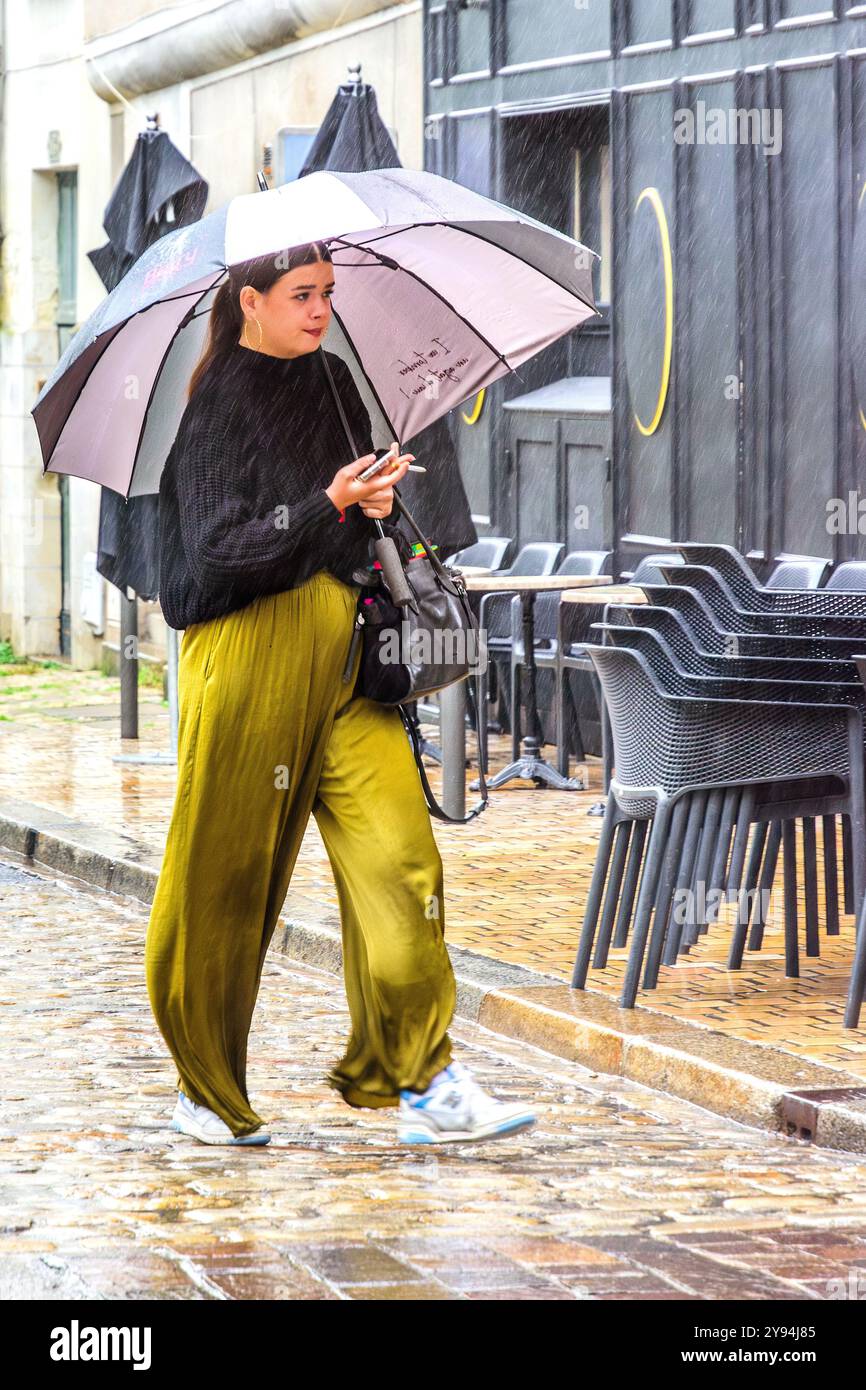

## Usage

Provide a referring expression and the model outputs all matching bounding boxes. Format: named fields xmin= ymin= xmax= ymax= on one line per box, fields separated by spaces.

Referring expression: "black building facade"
xmin=423 ymin=1 xmax=866 ymax=572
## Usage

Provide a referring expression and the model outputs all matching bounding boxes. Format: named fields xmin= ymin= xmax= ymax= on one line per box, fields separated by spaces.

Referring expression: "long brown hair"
xmin=187 ymin=241 xmax=333 ymax=401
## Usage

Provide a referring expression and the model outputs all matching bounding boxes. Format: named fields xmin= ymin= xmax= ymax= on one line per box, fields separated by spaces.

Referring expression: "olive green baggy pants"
xmin=145 ymin=569 xmax=456 ymax=1139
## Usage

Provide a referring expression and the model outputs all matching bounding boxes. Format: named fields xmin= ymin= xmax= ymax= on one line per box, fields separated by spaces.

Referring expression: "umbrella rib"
xmin=125 ymin=276 xmax=228 ymax=313
xmin=328 ymin=223 xmax=427 ymax=250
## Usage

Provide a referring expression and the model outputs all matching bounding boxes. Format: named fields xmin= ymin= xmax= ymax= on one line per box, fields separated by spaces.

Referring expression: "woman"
xmin=145 ymin=240 xmax=537 ymax=1147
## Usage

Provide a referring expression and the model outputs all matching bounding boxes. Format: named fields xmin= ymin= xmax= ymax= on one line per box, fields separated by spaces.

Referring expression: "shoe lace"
xmin=449 ymin=1066 xmax=490 ymax=1111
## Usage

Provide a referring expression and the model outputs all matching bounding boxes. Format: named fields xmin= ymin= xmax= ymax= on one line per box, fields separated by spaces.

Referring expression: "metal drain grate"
xmin=779 ymin=1087 xmax=866 ymax=1142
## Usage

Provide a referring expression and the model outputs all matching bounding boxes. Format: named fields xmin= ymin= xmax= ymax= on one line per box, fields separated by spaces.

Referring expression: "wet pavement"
xmin=4 ymin=855 xmax=866 ymax=1301
xmin=1 ymin=665 xmax=865 ymax=1084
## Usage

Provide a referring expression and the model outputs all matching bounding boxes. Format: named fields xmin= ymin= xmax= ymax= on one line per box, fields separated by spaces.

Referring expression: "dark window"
xmin=504 ymin=106 xmax=611 ymax=307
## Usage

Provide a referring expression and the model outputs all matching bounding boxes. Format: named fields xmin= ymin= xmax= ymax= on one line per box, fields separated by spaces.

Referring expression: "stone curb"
xmin=3 ymin=797 xmax=866 ymax=1154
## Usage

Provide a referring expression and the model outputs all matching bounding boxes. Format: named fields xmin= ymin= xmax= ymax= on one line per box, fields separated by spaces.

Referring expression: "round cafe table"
xmin=459 ymin=572 xmax=612 ymax=794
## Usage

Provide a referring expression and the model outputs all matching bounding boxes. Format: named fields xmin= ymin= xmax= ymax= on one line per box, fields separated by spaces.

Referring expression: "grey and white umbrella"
xmin=32 ymin=167 xmax=599 ymax=496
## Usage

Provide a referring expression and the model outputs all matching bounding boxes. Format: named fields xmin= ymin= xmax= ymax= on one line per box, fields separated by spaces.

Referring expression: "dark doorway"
xmin=501 ymin=104 xmax=611 ymax=387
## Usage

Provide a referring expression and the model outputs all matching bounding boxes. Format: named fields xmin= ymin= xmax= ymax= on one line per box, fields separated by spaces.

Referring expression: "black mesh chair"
xmin=825 ymin=563 xmax=866 ymax=592
xmin=766 ymin=555 xmax=831 ymax=589
xmin=446 ymin=537 xmax=514 ymax=570
xmin=598 ymin=617 xmax=866 ymax=956
xmin=507 ymin=550 xmax=612 ymax=762
xmin=643 ymin=582 xmax=866 ymax=661
xmin=577 ymin=555 xmax=866 ymax=1000
xmin=646 ymin=578 xmax=866 ymax=927
xmin=625 ymin=552 xmax=687 ymax=585
xmin=553 ymin=554 xmax=686 ymax=784
xmin=602 ymin=602 xmax=860 ymax=957
xmin=474 ymin=541 xmax=564 ymax=772
xmin=670 ymin=549 xmax=862 ymax=618
xmin=664 ymin=563 xmax=866 ymax=628
xmin=675 ymin=544 xmax=829 ymax=600
xmin=572 ymin=640 xmax=865 ymax=1014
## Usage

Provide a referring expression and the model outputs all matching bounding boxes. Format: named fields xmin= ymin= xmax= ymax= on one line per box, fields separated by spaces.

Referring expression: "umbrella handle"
xmin=374 ymin=535 xmax=413 ymax=607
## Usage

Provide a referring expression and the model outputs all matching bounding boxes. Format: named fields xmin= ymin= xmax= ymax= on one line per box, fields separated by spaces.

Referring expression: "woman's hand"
xmin=359 ymin=441 xmax=415 ymax=520
xmin=325 ymin=442 xmax=414 ymax=518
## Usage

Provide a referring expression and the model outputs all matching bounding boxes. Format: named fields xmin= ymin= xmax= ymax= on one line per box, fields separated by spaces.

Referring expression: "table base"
xmin=470 ymin=739 xmax=587 ymax=792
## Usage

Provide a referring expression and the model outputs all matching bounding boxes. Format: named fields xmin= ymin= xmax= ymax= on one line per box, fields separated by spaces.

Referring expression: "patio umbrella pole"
xmin=112 ymin=592 xmax=179 ymax=765
xmin=119 ymin=589 xmax=137 ymax=740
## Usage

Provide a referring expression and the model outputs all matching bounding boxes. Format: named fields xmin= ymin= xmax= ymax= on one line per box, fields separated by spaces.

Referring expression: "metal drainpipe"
xmin=0 ymin=0 xmax=6 ymax=330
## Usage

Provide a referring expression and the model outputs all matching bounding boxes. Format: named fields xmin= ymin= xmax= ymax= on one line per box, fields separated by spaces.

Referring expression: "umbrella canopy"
xmin=90 ymin=125 xmax=209 ymax=598
xmin=32 ymin=167 xmax=599 ymax=499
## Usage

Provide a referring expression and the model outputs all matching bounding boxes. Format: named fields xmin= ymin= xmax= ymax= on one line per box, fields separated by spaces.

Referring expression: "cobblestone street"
xmin=5 ymin=856 xmax=866 ymax=1302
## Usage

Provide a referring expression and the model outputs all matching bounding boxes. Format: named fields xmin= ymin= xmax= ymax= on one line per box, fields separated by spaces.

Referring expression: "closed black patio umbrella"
xmin=90 ymin=118 xmax=208 ymax=602
xmin=298 ymin=65 xmax=400 ymax=177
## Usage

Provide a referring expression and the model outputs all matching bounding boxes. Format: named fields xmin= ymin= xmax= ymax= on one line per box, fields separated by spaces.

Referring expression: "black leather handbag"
xmin=320 ymin=349 xmax=488 ymax=823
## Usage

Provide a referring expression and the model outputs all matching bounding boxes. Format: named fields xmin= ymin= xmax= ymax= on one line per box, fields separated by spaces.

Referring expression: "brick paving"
xmin=4 ymin=854 xmax=866 ymax=1300
xmin=1 ymin=663 xmax=864 ymax=1079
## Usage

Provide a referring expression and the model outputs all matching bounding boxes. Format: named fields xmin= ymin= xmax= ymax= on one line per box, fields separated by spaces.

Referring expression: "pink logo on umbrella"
xmin=143 ymin=247 xmax=199 ymax=290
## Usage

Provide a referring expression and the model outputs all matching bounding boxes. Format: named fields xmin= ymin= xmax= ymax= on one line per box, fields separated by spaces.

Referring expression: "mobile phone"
xmin=358 ymin=446 xmax=398 ymax=483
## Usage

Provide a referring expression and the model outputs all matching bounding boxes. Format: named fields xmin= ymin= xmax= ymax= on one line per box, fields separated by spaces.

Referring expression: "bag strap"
xmin=398 ymin=678 xmax=489 ymax=824
xmin=319 ymin=347 xmax=385 ymax=540
xmin=319 ymin=351 xmax=489 ymax=823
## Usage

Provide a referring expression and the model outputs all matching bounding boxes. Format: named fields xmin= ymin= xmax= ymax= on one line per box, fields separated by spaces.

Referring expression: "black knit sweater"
xmin=157 ymin=342 xmax=412 ymax=630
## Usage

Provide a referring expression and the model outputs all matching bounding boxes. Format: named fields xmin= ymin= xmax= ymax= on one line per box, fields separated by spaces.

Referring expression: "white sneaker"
xmin=397 ymin=1059 xmax=537 ymax=1145
xmin=170 ymin=1091 xmax=271 ymax=1146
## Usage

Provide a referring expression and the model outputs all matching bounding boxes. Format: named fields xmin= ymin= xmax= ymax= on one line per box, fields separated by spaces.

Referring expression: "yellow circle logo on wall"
xmin=627 ymin=187 xmax=674 ymax=438
xmin=461 ymin=389 xmax=486 ymax=425
xmin=858 ymin=181 xmax=866 ymax=434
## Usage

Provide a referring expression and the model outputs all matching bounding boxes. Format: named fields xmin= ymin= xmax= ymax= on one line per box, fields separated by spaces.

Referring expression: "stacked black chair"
xmin=604 ymin=617 xmax=866 ymax=937
xmin=573 ymin=638 xmax=864 ymax=1014
xmin=668 ymin=550 xmax=866 ymax=622
xmin=554 ymin=552 xmax=686 ymax=779
xmin=675 ymin=544 xmax=830 ymax=599
xmin=641 ymin=578 xmax=866 ymax=935
xmin=572 ymin=544 xmax=866 ymax=1028
xmin=642 ymin=581 xmax=866 ymax=662
xmin=663 ymin=560 xmax=866 ymax=922
xmin=620 ymin=552 xmax=689 ymax=586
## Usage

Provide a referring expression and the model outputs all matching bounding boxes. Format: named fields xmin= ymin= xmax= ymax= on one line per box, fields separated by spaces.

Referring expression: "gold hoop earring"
xmin=243 ymin=316 xmax=264 ymax=350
